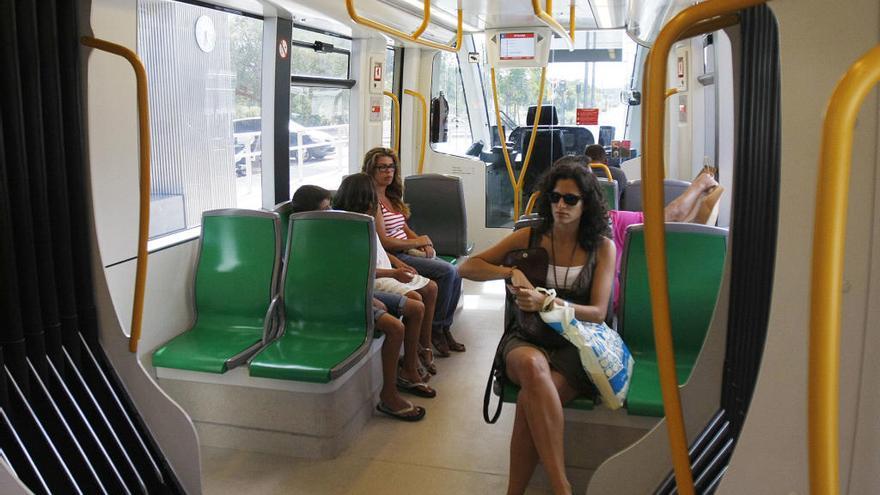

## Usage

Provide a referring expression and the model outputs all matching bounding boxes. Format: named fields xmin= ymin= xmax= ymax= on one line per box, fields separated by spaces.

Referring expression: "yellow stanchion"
xmin=641 ymin=1 xmax=766 ymax=493
xmin=404 ymin=89 xmax=428 ymax=175
xmin=590 ymin=163 xmax=613 ymax=182
xmin=524 ymin=191 xmax=541 ymax=216
xmin=531 ymin=0 xmax=575 ymax=49
xmin=383 ymin=91 xmax=401 ymax=154
xmin=809 ymin=43 xmax=880 ymax=495
xmin=81 ymin=36 xmax=151 ymax=353
xmin=489 ymin=67 xmax=547 ymax=220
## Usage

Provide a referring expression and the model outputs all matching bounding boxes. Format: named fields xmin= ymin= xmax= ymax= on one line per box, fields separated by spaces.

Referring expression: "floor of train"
xmin=201 ymin=279 xmax=553 ymax=494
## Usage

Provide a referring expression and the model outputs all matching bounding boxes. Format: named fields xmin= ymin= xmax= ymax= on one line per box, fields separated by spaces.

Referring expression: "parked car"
xmin=231 ymin=118 xmax=336 ymax=165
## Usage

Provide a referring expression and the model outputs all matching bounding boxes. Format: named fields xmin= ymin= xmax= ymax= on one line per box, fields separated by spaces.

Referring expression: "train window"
xmin=430 ymin=51 xmax=474 ymax=156
xmin=289 ymin=26 xmax=352 ymax=194
xmin=137 ymin=0 xmax=263 ymax=240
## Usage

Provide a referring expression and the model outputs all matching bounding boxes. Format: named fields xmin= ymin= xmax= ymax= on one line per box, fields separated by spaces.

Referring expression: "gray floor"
xmin=201 ymin=279 xmax=553 ymax=494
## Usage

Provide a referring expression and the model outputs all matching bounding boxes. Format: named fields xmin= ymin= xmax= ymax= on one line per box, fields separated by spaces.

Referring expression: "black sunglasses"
xmin=548 ymin=191 xmax=582 ymax=206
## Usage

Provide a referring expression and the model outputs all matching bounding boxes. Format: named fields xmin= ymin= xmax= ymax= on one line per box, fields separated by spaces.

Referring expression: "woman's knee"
xmin=508 ymin=351 xmax=552 ymax=387
xmin=405 ymin=290 xmax=423 ymax=302
xmin=377 ymin=315 xmax=404 ymax=340
xmin=421 ymin=280 xmax=438 ymax=301
xmin=402 ymin=298 xmax=424 ymax=319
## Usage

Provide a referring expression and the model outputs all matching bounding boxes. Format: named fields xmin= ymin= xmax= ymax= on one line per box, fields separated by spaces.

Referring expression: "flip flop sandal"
xmin=376 ymin=401 xmax=426 ymax=422
xmin=396 ymin=376 xmax=437 ymax=398
xmin=431 ymin=334 xmax=451 ymax=357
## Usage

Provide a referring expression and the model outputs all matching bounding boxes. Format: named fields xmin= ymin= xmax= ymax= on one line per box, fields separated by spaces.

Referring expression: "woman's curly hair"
xmin=534 ymin=155 xmax=610 ymax=251
xmin=362 ymin=147 xmax=410 ymax=217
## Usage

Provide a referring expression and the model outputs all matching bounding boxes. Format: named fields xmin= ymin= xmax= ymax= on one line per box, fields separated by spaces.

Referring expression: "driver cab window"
xmin=430 ymin=52 xmax=473 ymax=156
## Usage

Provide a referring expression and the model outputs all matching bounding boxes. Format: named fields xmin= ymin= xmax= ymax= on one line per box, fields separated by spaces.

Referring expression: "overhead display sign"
xmin=499 ymin=33 xmax=536 ymax=61
xmin=485 ymin=28 xmax=551 ymax=69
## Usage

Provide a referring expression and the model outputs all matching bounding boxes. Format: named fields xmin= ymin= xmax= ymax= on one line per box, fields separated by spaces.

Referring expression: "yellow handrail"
xmin=384 ymin=91 xmax=401 ymax=154
xmin=81 ymin=36 xmax=151 ymax=354
xmin=642 ymin=1 xmax=765 ymax=493
xmin=524 ymin=191 xmax=541 ymax=216
xmin=590 ymin=163 xmax=613 ymax=182
xmin=531 ymin=0 xmax=575 ymax=50
xmin=346 ymin=0 xmax=463 ymax=53
xmin=404 ymin=89 xmax=428 ymax=174
xmin=490 ymin=67 xmax=548 ymax=219
xmin=809 ymin=43 xmax=880 ymax=495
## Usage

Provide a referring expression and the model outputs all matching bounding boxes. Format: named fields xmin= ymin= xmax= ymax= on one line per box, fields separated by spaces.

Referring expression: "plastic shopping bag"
xmin=539 ymin=303 xmax=634 ymax=410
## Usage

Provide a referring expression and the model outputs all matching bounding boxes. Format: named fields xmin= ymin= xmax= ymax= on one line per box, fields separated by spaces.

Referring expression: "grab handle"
xmin=81 ymin=36 xmax=151 ymax=353
xmin=641 ymin=1 xmax=765 ymax=493
xmin=346 ymin=0 xmax=463 ymax=53
xmin=808 ymin=43 xmax=880 ymax=495
xmin=384 ymin=91 xmax=401 ymax=154
xmin=404 ymin=89 xmax=428 ymax=174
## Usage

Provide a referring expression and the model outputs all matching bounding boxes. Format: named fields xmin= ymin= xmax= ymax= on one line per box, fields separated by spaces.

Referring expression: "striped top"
xmin=380 ymin=201 xmax=408 ymax=240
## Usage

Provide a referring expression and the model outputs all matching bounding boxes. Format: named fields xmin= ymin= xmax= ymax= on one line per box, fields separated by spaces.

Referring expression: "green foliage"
xmin=230 ymin=16 xmax=262 ymax=118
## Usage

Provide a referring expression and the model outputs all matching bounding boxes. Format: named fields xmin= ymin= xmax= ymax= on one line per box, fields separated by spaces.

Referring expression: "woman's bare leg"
xmin=505 ymin=347 xmax=579 ymax=495
xmin=375 ymin=315 xmax=417 ymax=413
xmin=398 ymin=298 xmax=424 ymax=384
xmin=416 ymin=281 xmax=438 ymax=350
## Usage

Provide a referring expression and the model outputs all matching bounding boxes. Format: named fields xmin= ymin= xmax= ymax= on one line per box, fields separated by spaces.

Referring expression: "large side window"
xmin=138 ymin=0 xmax=263 ymax=240
xmin=430 ymin=51 xmax=473 ymax=156
xmin=289 ymin=26 xmax=352 ymax=194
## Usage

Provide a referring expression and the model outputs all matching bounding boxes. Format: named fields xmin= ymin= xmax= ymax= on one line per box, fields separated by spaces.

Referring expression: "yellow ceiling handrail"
xmin=490 ymin=66 xmax=548 ymax=219
xmin=346 ymin=0 xmax=463 ymax=53
xmin=531 ymin=0 xmax=575 ymax=50
xmin=383 ymin=91 xmax=401 ymax=154
xmin=809 ymin=43 xmax=880 ymax=495
xmin=404 ymin=89 xmax=428 ymax=174
xmin=641 ymin=1 xmax=765 ymax=493
xmin=81 ymin=36 xmax=151 ymax=354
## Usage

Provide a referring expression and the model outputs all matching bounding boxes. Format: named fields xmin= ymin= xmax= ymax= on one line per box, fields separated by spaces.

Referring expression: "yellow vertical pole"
xmin=809 ymin=43 xmax=880 ymax=495
xmin=81 ymin=36 xmax=151 ymax=353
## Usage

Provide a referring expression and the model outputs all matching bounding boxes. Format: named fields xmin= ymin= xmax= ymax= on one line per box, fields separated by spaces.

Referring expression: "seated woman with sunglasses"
xmin=362 ymin=147 xmax=465 ymax=360
xmin=458 ymin=158 xmax=615 ymax=495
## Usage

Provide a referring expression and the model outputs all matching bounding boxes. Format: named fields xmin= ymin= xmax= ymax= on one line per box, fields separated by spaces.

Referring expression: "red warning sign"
xmin=278 ymin=39 xmax=289 ymax=59
xmin=576 ymin=108 xmax=599 ymax=125
xmin=373 ymin=62 xmax=383 ymax=82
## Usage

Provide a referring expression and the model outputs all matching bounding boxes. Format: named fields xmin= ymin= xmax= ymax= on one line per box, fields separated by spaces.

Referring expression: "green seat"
xmin=249 ymin=211 xmax=374 ymax=383
xmin=502 ymin=383 xmax=595 ymax=410
xmin=619 ymin=224 xmax=727 ymax=416
xmin=152 ymin=210 xmax=282 ymax=373
xmin=597 ymin=178 xmax=619 ymax=210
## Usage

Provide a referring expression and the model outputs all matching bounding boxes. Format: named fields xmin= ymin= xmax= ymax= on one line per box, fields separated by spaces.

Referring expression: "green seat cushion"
xmin=249 ymin=322 xmax=366 ymax=382
xmin=625 ymin=352 xmax=697 ymax=417
xmin=598 ymin=180 xmax=619 ymax=210
xmin=502 ymin=383 xmax=595 ymax=411
xmin=152 ymin=315 xmax=265 ymax=373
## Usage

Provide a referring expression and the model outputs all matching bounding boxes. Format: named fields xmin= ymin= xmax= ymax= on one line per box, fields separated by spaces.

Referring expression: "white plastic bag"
xmin=539 ymin=301 xmax=634 ymax=410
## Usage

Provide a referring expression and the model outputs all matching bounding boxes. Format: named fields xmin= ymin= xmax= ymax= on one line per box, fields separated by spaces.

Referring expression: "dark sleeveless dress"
xmin=501 ymin=228 xmax=599 ymax=397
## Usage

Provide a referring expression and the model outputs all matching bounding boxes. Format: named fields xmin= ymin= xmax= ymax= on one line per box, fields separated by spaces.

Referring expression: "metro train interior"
xmin=0 ymin=0 xmax=878 ymax=493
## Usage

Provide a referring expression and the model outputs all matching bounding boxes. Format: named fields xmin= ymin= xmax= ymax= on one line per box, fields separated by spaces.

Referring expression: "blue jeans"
xmin=395 ymin=253 xmax=461 ymax=331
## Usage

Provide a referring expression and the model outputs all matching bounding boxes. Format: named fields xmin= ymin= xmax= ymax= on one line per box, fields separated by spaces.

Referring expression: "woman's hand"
xmin=422 ymin=244 xmax=436 ymax=258
xmin=393 ymin=267 xmax=416 ymax=283
xmin=512 ymin=287 xmax=546 ymax=313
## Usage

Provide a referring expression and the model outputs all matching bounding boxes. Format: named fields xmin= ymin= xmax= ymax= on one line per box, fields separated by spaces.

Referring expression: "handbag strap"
xmin=483 ymin=366 xmax=503 ymax=424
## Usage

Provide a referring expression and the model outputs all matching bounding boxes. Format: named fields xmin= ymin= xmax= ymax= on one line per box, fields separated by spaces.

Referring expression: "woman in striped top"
xmin=363 ymin=148 xmax=465 ymax=360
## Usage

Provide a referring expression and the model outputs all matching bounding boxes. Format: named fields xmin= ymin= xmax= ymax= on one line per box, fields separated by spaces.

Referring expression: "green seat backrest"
xmin=152 ymin=210 xmax=281 ymax=373
xmin=620 ymin=224 xmax=727 ymax=379
xmin=196 ymin=212 xmax=280 ymax=317
xmin=248 ymin=211 xmax=375 ymax=382
xmin=285 ymin=213 xmax=373 ymax=327
xmin=597 ymin=178 xmax=619 ymax=210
